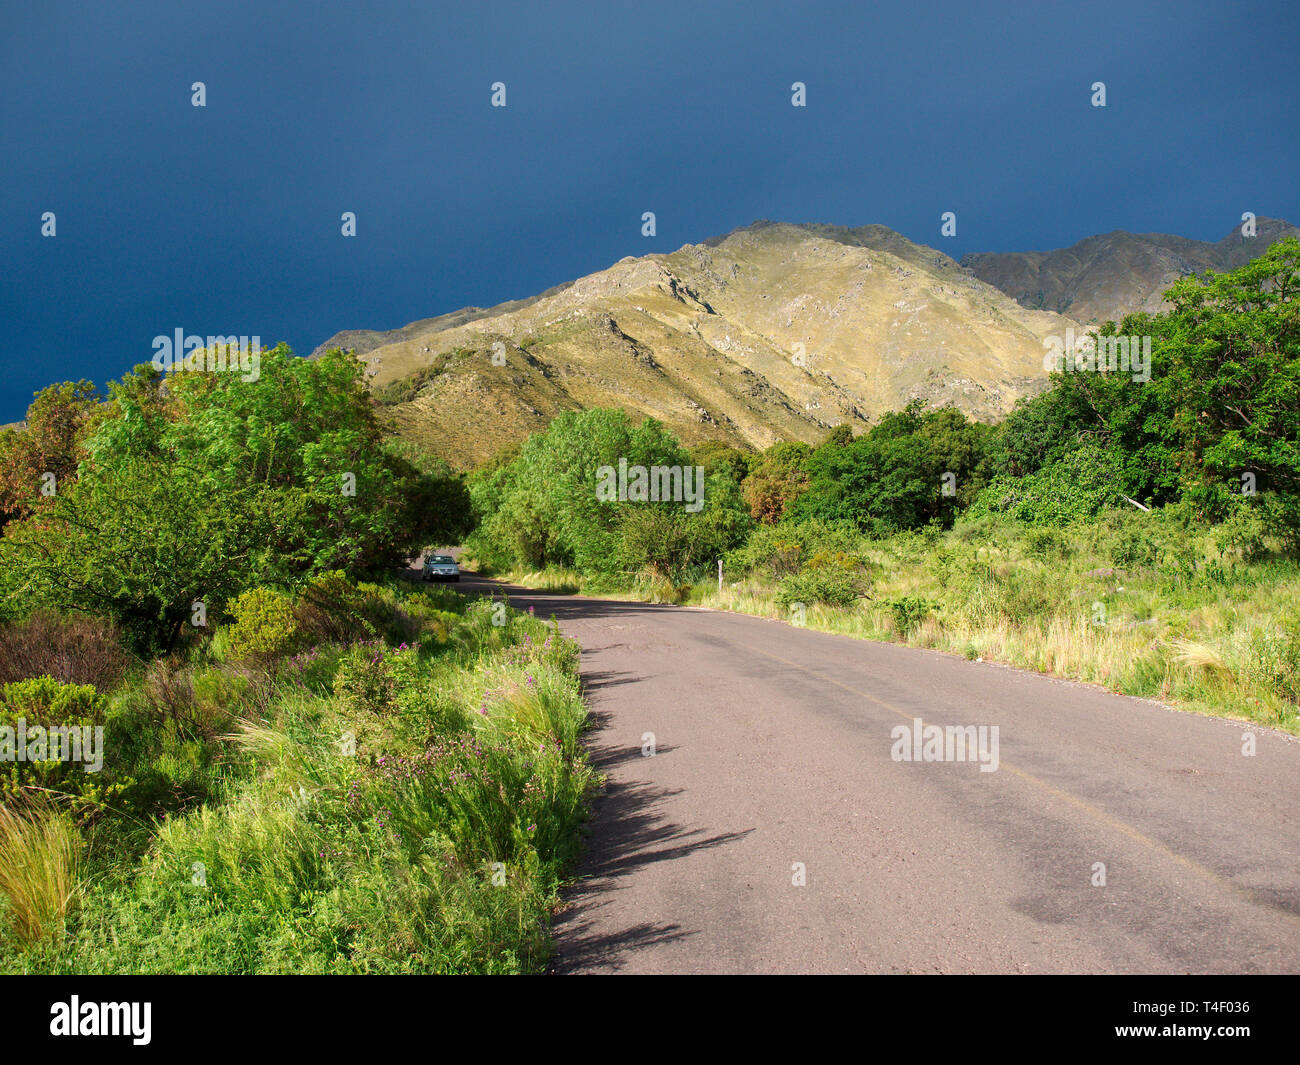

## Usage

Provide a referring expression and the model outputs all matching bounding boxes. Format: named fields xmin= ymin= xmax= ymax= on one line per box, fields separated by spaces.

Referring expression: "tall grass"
xmin=0 ymin=803 xmax=83 ymax=948
xmin=0 ymin=580 xmax=594 ymax=974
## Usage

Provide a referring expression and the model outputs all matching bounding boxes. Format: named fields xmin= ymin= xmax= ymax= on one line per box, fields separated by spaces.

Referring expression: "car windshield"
xmin=428 ymin=556 xmax=455 ymax=564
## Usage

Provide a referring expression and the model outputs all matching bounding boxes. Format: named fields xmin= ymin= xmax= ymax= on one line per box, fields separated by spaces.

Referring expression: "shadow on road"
xmin=549 ymin=766 xmax=754 ymax=972
xmin=548 ymin=919 xmax=696 ymax=974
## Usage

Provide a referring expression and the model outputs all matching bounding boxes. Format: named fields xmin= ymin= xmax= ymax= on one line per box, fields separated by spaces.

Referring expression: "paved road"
xmin=458 ymin=572 xmax=1300 ymax=974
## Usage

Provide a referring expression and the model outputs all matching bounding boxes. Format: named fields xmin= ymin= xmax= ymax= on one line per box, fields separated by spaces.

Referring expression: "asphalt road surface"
xmin=456 ymin=571 xmax=1300 ymax=974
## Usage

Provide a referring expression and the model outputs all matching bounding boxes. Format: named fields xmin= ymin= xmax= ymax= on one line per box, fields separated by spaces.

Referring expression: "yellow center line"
xmin=736 ymin=638 xmax=1300 ymax=929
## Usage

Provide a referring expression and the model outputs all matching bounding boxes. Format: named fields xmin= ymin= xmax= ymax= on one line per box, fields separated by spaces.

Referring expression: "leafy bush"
xmin=887 ymin=595 xmax=934 ymax=636
xmin=776 ymin=554 xmax=871 ymax=607
xmin=1109 ymin=528 xmax=1157 ymax=569
xmin=791 ymin=403 xmax=992 ymax=533
xmin=2 ymin=584 xmax=594 ymax=975
xmin=332 ymin=642 xmax=397 ymax=717
xmin=724 ymin=519 xmax=861 ymax=579
xmin=0 ymin=677 xmax=132 ymax=813
xmin=466 ymin=409 xmax=751 ymax=575
xmin=966 ymin=444 xmax=1130 ymax=527
xmin=1024 ymin=528 xmax=1071 ymax=562
xmin=1214 ymin=502 xmax=1271 ymax=563
xmin=293 ymin=570 xmax=369 ymax=645
xmin=0 ymin=347 xmax=471 ymax=652
xmin=224 ymin=588 xmax=300 ymax=662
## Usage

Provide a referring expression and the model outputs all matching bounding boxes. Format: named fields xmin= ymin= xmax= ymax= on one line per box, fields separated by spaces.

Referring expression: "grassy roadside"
xmin=474 ymin=514 xmax=1300 ymax=738
xmin=0 ymin=578 xmax=594 ymax=973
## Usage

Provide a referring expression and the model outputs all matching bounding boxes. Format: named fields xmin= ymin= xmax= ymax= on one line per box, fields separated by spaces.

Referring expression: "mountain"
xmin=315 ymin=222 xmax=1076 ymax=468
xmin=962 ymin=218 xmax=1299 ymax=326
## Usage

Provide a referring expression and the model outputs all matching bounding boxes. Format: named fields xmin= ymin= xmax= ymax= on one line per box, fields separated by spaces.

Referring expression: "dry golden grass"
xmin=0 ymin=803 xmax=83 ymax=947
xmin=1170 ymin=639 xmax=1232 ymax=678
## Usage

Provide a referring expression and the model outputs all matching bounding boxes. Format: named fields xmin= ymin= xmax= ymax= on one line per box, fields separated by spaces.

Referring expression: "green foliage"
xmin=776 ymin=552 xmax=871 ymax=608
xmin=690 ymin=440 xmax=754 ymax=484
xmin=724 ymin=518 xmax=862 ymax=579
xmin=224 ymin=588 xmax=300 ymax=662
xmin=0 ymin=347 xmax=470 ymax=651
xmin=292 ymin=570 xmax=371 ymax=645
xmin=1243 ymin=615 xmax=1300 ymax=706
xmin=615 ymin=469 xmax=753 ymax=582
xmin=791 ymin=403 xmax=992 ymax=535
xmin=466 ymin=408 xmax=684 ymax=572
xmin=1 ymin=455 xmax=268 ymax=653
xmin=990 ymin=238 xmax=1300 ymax=531
xmin=743 ymin=441 xmax=811 ymax=524
xmin=466 ymin=408 xmax=751 ymax=578
xmin=0 ymin=380 xmax=100 ymax=532
xmin=966 ymin=444 xmax=1130 ymax=526
xmin=332 ymin=642 xmax=398 ymax=717
xmin=1 ymin=675 xmax=105 ymax=720
xmin=0 ymin=677 xmax=132 ymax=813
xmin=2 ymin=584 xmax=594 ymax=975
xmin=887 ymin=595 xmax=934 ymax=636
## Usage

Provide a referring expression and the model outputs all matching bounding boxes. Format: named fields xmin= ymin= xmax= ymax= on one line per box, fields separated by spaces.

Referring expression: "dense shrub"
xmin=724 ymin=519 xmax=862 ymax=579
xmin=0 ymin=677 xmax=131 ymax=813
xmin=2 ymin=584 xmax=594 ymax=975
xmin=224 ymin=588 xmax=300 ymax=662
xmin=887 ymin=595 xmax=934 ymax=636
xmin=332 ymin=642 xmax=398 ymax=717
xmin=776 ymin=552 xmax=872 ymax=608
xmin=0 ymin=347 xmax=471 ymax=651
xmin=791 ymin=403 xmax=993 ymax=534
xmin=292 ymin=570 xmax=370 ymax=644
xmin=965 ymin=444 xmax=1130 ymax=527
xmin=467 ymin=408 xmax=751 ymax=578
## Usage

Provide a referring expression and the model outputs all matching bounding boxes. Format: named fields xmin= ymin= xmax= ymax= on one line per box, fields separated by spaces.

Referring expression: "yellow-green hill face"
xmin=315 ymin=222 xmax=1079 ymax=468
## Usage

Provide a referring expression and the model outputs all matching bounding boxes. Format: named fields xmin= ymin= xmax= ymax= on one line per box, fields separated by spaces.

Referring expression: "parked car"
xmin=422 ymin=554 xmax=460 ymax=582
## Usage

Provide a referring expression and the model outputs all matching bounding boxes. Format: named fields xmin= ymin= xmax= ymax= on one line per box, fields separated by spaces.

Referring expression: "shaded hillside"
xmin=963 ymin=217 xmax=1299 ymax=325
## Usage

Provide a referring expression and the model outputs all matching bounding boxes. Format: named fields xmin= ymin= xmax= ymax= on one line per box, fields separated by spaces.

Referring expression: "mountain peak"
xmin=963 ymin=218 xmax=1297 ymax=323
xmin=316 ymin=220 xmax=1078 ymax=467
xmin=312 ymin=217 xmax=1295 ymax=468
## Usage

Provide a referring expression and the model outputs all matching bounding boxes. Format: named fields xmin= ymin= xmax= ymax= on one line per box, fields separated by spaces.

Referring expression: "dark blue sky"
xmin=3 ymin=0 xmax=1297 ymax=421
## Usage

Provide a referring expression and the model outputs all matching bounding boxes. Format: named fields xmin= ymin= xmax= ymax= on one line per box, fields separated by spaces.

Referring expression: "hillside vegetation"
xmin=317 ymin=222 xmax=1076 ymax=467
xmin=0 ymin=348 xmax=592 ymax=972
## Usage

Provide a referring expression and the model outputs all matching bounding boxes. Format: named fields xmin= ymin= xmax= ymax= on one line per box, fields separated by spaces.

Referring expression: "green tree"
xmin=988 ymin=237 xmax=1300 ymax=530
xmin=0 ymin=346 xmax=469 ymax=648
xmin=792 ymin=403 xmax=991 ymax=534
xmin=2 ymin=455 xmax=267 ymax=651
